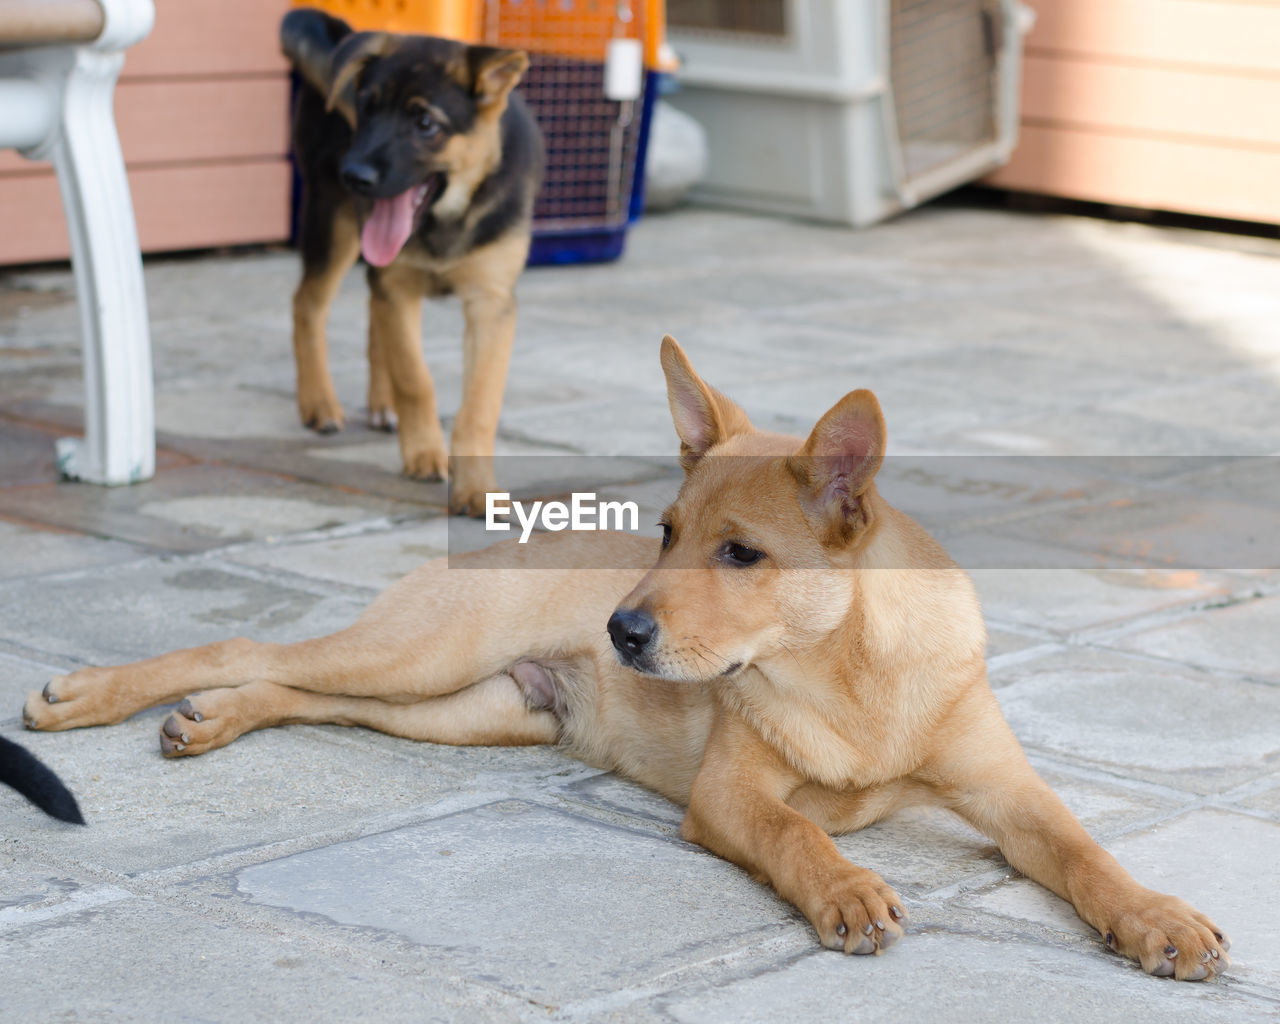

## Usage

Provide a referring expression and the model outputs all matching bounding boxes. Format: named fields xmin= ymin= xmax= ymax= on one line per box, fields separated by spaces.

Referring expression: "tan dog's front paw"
xmin=806 ymin=866 xmax=908 ymax=955
xmin=1104 ymin=893 xmax=1230 ymax=981
xmin=298 ymin=388 xmax=345 ymax=434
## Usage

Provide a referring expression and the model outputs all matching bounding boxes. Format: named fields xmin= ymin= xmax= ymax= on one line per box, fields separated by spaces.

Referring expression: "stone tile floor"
xmin=1 ymin=203 xmax=1279 ymax=1022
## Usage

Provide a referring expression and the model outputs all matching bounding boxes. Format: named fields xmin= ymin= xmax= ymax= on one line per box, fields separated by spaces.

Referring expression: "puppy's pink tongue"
xmin=361 ymin=188 xmax=419 ymax=267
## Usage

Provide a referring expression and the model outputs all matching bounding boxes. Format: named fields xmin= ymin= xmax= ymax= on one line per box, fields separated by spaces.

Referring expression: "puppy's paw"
xmin=807 ymin=866 xmax=908 ymax=955
xmin=298 ymin=388 xmax=345 ymax=434
xmin=158 ymin=693 xmax=242 ymax=758
xmin=1103 ymin=892 xmax=1230 ymax=981
xmin=368 ymin=405 xmax=398 ymax=432
xmin=448 ymin=461 xmax=498 ymax=518
xmin=401 ymin=439 xmax=449 ymax=482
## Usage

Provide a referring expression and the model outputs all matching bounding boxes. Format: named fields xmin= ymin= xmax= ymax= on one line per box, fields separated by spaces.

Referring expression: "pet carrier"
xmin=664 ymin=0 xmax=1032 ymax=226
xmin=291 ymin=0 xmax=669 ymax=263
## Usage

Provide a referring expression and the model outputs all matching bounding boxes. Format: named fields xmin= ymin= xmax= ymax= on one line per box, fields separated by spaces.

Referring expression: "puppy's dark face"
xmin=327 ymin=34 xmax=528 ymax=266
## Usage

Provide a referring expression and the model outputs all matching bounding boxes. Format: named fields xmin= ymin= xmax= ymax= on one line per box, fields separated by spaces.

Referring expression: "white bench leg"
xmin=48 ymin=48 xmax=154 ymax=484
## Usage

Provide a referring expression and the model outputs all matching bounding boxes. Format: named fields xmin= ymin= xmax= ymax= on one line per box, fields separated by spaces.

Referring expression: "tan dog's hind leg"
xmin=682 ymin=709 xmax=908 ymax=954
xmin=157 ymin=674 xmax=559 ymax=757
xmin=25 ymin=537 xmax=643 ymax=744
xmin=368 ymin=262 xmax=449 ymax=480
xmin=293 ymin=202 xmax=360 ymax=433
xmin=921 ymin=688 xmax=1230 ymax=980
xmin=447 ymin=234 xmax=528 ymax=516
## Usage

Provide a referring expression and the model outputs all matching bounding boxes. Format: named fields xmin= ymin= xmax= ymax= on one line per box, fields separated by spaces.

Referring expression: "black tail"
xmin=0 ymin=735 xmax=85 ymax=824
xmin=281 ymin=8 xmax=354 ymax=96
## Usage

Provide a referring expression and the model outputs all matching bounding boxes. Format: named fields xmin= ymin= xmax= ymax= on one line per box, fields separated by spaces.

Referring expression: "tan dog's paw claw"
xmin=158 ymin=693 xmax=241 ymax=758
xmin=813 ymin=868 xmax=906 ymax=955
xmin=24 ymin=674 xmax=83 ymax=730
xmin=1104 ymin=895 xmax=1230 ymax=981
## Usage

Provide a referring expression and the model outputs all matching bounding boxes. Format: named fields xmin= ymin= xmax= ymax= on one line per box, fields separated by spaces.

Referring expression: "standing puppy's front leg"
xmin=447 ymin=234 xmax=528 ymax=516
xmin=922 ymin=688 xmax=1230 ymax=980
xmin=682 ymin=711 xmax=908 ymax=954
xmin=293 ymin=196 xmax=361 ymax=433
xmin=368 ymin=262 xmax=449 ymax=480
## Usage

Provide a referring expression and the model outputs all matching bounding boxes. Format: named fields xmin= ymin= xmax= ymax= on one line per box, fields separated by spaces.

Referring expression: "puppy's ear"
xmin=468 ymin=46 xmax=529 ymax=107
xmin=660 ymin=335 xmax=753 ymax=469
xmin=326 ymin=31 xmax=393 ymax=124
xmin=787 ymin=389 xmax=886 ymax=546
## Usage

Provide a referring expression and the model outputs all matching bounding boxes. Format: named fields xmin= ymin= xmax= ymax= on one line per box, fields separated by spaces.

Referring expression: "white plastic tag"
xmin=604 ymin=38 xmax=643 ymax=101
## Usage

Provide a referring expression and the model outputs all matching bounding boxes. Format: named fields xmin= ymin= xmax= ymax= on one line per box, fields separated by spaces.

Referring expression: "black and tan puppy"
xmin=281 ymin=9 xmax=544 ymax=515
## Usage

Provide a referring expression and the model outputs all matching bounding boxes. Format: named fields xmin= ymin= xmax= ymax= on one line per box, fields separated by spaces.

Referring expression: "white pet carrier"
xmin=665 ymin=0 xmax=1033 ymax=226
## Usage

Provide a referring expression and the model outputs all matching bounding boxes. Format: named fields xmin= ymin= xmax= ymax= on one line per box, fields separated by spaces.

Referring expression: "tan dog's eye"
xmin=723 ymin=543 xmax=764 ymax=567
xmin=660 ymin=523 xmax=672 ymax=550
xmin=417 ymin=112 xmax=441 ymax=137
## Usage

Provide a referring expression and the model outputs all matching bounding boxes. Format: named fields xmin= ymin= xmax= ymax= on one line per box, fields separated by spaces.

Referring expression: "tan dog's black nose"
xmin=607 ymin=609 xmax=656 ymax=663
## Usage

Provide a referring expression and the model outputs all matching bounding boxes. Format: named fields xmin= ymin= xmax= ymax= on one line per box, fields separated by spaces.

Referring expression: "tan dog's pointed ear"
xmin=468 ymin=46 xmax=529 ymax=108
xmin=660 ymin=335 xmax=753 ymax=468
xmin=787 ymin=389 xmax=886 ymax=545
xmin=326 ymin=31 xmax=393 ymax=124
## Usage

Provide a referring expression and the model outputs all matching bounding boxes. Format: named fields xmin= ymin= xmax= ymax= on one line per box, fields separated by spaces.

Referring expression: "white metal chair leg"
xmin=48 ymin=47 xmax=154 ymax=484
xmin=0 ymin=0 xmax=156 ymax=485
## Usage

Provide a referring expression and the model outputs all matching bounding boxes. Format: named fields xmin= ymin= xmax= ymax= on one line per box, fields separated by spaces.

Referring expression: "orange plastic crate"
xmin=294 ymin=0 xmax=668 ymax=69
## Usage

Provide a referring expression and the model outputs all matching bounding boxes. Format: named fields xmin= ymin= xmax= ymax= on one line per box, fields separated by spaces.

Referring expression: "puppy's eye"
xmin=660 ymin=523 xmax=672 ymax=550
xmin=724 ymin=543 xmax=764 ymax=566
xmin=417 ymin=112 xmax=440 ymax=137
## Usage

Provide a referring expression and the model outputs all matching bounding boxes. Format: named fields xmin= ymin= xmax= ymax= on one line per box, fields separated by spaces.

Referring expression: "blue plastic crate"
xmin=524 ymin=63 xmax=658 ymax=265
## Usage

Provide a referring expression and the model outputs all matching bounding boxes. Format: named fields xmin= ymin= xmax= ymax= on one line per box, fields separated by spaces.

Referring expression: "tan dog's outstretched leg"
xmin=293 ymin=197 xmax=360 ymax=434
xmin=368 ymin=262 xmax=449 ymax=481
xmin=154 ymin=674 xmax=559 ymax=757
xmin=24 ymin=536 xmax=644 ymax=742
xmin=447 ymin=234 xmax=529 ymax=516
xmin=682 ymin=708 xmax=908 ymax=955
xmin=921 ymin=687 xmax=1231 ymax=980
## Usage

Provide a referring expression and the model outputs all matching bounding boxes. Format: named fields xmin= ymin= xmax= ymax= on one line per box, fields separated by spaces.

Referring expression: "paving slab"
xmin=1 ymin=713 xmax=478 ymax=875
xmin=991 ymin=648 xmax=1280 ymax=794
xmin=0 ymin=856 xmax=95 ymax=910
xmin=661 ymin=927 xmax=1273 ymax=1024
xmin=965 ymin=808 xmax=1280 ymax=993
xmin=0 ymin=517 xmax=144 ymax=581
xmin=0 ymin=896 xmax=536 ymax=1024
xmin=0 ymin=557 xmax=366 ymax=666
xmin=1105 ymin=594 xmax=1280 ymax=684
xmin=235 ymin=800 xmax=796 ymax=1004
xmin=971 ymin=568 xmax=1226 ymax=635
xmin=0 ymin=464 xmax=435 ymax=553
xmin=992 ymin=490 xmax=1280 ymax=570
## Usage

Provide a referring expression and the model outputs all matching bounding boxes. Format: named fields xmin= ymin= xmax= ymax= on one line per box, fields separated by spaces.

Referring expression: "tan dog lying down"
xmin=24 ymin=337 xmax=1228 ymax=980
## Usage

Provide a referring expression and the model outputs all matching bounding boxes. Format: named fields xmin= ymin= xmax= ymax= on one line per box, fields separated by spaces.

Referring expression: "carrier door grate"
xmin=890 ymin=0 xmax=998 ymax=183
